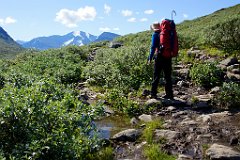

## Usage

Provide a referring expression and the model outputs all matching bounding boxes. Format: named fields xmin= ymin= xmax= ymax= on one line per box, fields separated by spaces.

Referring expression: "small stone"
xmin=130 ymin=117 xmax=139 ymax=125
xmin=230 ymin=136 xmax=238 ymax=146
xmin=209 ymin=86 xmax=221 ymax=94
xmin=167 ymin=106 xmax=177 ymax=112
xmin=138 ymin=114 xmax=153 ymax=122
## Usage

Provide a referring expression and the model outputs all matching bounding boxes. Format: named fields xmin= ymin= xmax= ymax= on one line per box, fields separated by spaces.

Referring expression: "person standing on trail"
xmin=147 ymin=22 xmax=173 ymax=99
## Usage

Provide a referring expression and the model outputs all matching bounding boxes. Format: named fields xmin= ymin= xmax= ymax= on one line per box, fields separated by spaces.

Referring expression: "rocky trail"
xmin=80 ymin=49 xmax=240 ymax=160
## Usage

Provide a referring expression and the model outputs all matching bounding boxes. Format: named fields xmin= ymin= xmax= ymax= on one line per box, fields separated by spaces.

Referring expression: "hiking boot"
xmin=162 ymin=94 xmax=173 ymax=99
xmin=150 ymin=94 xmax=157 ymax=99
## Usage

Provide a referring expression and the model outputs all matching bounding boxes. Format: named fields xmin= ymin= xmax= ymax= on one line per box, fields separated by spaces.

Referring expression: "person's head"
xmin=150 ymin=22 xmax=160 ymax=31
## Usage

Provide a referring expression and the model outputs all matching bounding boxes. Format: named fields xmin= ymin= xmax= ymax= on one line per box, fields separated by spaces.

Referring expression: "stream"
xmin=94 ymin=114 xmax=132 ymax=139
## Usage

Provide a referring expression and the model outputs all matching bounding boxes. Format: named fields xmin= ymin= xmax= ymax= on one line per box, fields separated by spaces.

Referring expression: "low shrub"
xmin=213 ymin=82 xmax=240 ymax=109
xmin=105 ymin=89 xmax=142 ymax=116
xmin=206 ymin=17 xmax=240 ymax=52
xmin=84 ymin=44 xmax=153 ymax=92
xmin=0 ymin=80 xmax=104 ymax=159
xmin=189 ymin=62 xmax=223 ymax=88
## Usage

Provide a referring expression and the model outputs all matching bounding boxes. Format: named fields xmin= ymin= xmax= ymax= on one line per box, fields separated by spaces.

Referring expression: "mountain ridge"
xmin=20 ymin=31 xmax=120 ymax=50
xmin=0 ymin=26 xmax=24 ymax=58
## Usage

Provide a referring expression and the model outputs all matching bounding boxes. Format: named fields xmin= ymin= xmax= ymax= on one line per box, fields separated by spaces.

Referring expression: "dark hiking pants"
xmin=151 ymin=55 xmax=173 ymax=97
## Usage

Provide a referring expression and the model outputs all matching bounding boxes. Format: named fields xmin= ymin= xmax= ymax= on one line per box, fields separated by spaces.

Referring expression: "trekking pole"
xmin=171 ymin=10 xmax=178 ymax=65
xmin=171 ymin=10 xmax=176 ymax=20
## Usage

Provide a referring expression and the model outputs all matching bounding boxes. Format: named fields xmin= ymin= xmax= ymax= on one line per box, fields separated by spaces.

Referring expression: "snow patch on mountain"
xmin=19 ymin=31 xmax=120 ymax=50
xmin=63 ymin=38 xmax=74 ymax=46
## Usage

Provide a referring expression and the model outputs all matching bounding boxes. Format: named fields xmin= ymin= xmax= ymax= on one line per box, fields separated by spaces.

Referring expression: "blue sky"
xmin=0 ymin=0 xmax=239 ymax=41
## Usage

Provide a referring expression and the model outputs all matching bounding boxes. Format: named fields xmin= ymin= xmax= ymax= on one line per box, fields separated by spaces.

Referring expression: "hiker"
xmin=147 ymin=22 xmax=174 ymax=99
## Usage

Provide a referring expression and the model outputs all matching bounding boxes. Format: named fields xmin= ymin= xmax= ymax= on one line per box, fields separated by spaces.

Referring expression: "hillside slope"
xmin=0 ymin=26 xmax=24 ymax=58
xmin=177 ymin=4 xmax=240 ymax=48
xmin=115 ymin=4 xmax=240 ymax=50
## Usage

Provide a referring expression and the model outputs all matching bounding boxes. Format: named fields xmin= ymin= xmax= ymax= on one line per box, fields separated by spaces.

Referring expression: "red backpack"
xmin=160 ymin=19 xmax=179 ymax=58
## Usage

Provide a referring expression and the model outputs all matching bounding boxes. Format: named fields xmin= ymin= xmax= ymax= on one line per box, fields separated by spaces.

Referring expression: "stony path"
xmin=111 ymin=96 xmax=240 ymax=160
xmin=79 ymin=55 xmax=240 ymax=159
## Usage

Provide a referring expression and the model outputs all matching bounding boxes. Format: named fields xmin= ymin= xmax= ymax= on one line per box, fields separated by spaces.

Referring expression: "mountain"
xmin=95 ymin=32 xmax=120 ymax=42
xmin=20 ymin=31 xmax=120 ymax=50
xmin=16 ymin=40 xmax=26 ymax=45
xmin=0 ymin=26 xmax=24 ymax=58
xmin=21 ymin=31 xmax=97 ymax=50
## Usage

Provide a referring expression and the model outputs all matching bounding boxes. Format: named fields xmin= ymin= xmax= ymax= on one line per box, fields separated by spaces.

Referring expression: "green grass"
xmin=86 ymin=147 xmax=114 ymax=160
xmin=141 ymin=120 xmax=176 ymax=160
xmin=142 ymin=119 xmax=164 ymax=144
xmin=144 ymin=144 xmax=176 ymax=160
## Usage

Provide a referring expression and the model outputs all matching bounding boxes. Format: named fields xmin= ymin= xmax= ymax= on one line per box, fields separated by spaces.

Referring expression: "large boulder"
xmin=206 ymin=143 xmax=240 ymax=159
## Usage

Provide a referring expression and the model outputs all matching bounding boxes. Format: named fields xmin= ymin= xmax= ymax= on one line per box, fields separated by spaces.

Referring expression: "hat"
xmin=151 ymin=22 xmax=160 ymax=31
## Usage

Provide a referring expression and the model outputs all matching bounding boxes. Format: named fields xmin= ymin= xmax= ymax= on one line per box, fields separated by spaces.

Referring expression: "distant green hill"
xmin=0 ymin=26 xmax=24 ymax=59
xmin=177 ymin=4 xmax=240 ymax=49
xmin=115 ymin=4 xmax=240 ymax=51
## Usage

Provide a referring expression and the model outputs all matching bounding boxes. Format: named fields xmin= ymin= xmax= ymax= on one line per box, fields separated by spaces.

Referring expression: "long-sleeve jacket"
xmin=148 ymin=31 xmax=160 ymax=61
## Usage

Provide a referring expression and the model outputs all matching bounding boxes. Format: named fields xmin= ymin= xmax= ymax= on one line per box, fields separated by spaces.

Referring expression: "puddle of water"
xmin=94 ymin=115 xmax=132 ymax=139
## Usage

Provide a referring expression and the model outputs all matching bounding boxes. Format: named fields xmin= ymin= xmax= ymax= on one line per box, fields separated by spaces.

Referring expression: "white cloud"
xmin=99 ymin=27 xmax=111 ymax=32
xmin=99 ymin=27 xmax=120 ymax=32
xmin=144 ymin=10 xmax=154 ymax=15
xmin=55 ymin=6 xmax=97 ymax=28
xmin=104 ymin=4 xmax=111 ymax=15
xmin=127 ymin=17 xmax=136 ymax=22
xmin=121 ymin=10 xmax=133 ymax=17
xmin=0 ymin=16 xmax=17 ymax=25
xmin=140 ymin=18 xmax=148 ymax=22
xmin=113 ymin=27 xmax=120 ymax=31
xmin=183 ymin=14 xmax=189 ymax=19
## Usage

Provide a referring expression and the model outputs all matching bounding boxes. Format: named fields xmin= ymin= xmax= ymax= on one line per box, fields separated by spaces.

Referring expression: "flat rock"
xmin=196 ymin=114 xmax=212 ymax=123
xmin=196 ymin=134 xmax=213 ymax=143
xmin=145 ymin=99 xmax=161 ymax=107
xmin=177 ymin=154 xmax=193 ymax=160
xmin=155 ymin=129 xmax=180 ymax=141
xmin=206 ymin=143 xmax=240 ymax=159
xmin=180 ymin=119 xmax=198 ymax=127
xmin=194 ymin=94 xmax=214 ymax=102
xmin=219 ymin=57 xmax=238 ymax=66
xmin=161 ymin=97 xmax=186 ymax=107
xmin=227 ymin=72 xmax=240 ymax=81
xmin=209 ymin=86 xmax=221 ymax=94
xmin=111 ymin=129 xmax=141 ymax=142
